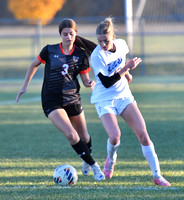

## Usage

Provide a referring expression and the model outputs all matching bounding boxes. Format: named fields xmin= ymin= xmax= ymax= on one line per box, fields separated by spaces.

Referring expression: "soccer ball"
xmin=53 ymin=164 xmax=78 ymax=186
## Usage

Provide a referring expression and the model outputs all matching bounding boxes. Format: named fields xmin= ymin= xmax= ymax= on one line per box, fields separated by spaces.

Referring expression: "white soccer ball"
xmin=53 ymin=164 xmax=78 ymax=186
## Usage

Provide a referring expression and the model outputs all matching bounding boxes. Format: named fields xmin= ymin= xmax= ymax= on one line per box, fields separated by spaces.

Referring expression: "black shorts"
xmin=43 ymin=103 xmax=83 ymax=118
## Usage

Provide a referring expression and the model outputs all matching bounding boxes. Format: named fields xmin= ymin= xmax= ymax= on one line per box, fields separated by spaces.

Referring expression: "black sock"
xmin=87 ymin=137 xmax=92 ymax=154
xmin=72 ymin=139 xmax=95 ymax=165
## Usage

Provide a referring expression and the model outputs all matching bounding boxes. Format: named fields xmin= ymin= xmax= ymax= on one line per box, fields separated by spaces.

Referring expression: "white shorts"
xmin=95 ymin=97 xmax=136 ymax=118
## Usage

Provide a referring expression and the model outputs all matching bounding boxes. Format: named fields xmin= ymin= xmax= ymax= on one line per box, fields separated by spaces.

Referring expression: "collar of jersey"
xmin=59 ymin=43 xmax=75 ymax=55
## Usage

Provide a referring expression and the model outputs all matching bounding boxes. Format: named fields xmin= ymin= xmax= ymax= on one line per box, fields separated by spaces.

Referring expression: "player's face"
xmin=61 ymin=28 xmax=76 ymax=46
xmin=97 ymin=33 xmax=115 ymax=51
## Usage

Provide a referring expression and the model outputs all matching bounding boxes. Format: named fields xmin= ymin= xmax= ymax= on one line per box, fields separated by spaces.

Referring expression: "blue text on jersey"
xmin=107 ymin=58 xmax=123 ymax=74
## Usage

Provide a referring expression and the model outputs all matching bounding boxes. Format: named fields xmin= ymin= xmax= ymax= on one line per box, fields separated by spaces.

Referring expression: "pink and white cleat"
xmin=153 ymin=175 xmax=171 ymax=187
xmin=104 ymin=153 xmax=117 ymax=179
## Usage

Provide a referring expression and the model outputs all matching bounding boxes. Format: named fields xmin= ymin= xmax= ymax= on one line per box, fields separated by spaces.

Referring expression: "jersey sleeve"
xmin=121 ymin=39 xmax=129 ymax=55
xmin=79 ymin=53 xmax=90 ymax=74
xmin=91 ymin=55 xmax=107 ymax=76
xmin=38 ymin=45 xmax=49 ymax=64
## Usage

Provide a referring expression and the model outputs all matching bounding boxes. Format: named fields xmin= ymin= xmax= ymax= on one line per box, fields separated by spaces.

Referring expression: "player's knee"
xmin=109 ymin=134 xmax=121 ymax=145
xmin=66 ymin=132 xmax=79 ymax=144
xmin=138 ymin=133 xmax=150 ymax=146
xmin=79 ymin=133 xmax=90 ymax=143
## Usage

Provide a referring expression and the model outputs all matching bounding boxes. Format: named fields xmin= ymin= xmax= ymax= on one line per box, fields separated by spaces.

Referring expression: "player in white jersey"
xmin=91 ymin=38 xmax=133 ymax=103
xmin=90 ymin=17 xmax=171 ymax=187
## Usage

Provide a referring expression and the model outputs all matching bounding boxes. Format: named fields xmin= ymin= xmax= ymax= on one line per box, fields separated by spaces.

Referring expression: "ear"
xmin=113 ymin=34 xmax=116 ymax=40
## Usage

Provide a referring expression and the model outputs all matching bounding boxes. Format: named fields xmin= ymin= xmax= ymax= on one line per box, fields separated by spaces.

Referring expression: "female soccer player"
xmin=16 ymin=18 xmax=105 ymax=181
xmin=90 ymin=17 xmax=171 ymax=186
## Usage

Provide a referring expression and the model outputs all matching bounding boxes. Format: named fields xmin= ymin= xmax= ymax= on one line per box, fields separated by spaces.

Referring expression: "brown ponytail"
xmin=75 ymin=35 xmax=97 ymax=57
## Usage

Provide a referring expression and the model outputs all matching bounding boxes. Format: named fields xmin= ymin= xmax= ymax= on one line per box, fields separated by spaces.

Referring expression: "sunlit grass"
xmin=0 ymin=77 xmax=183 ymax=199
xmin=0 ymin=158 xmax=183 ymax=188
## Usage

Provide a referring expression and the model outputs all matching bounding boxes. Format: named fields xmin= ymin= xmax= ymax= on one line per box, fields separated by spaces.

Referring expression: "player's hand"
xmin=16 ymin=88 xmax=27 ymax=103
xmin=126 ymin=57 xmax=142 ymax=71
xmin=88 ymin=80 xmax=96 ymax=91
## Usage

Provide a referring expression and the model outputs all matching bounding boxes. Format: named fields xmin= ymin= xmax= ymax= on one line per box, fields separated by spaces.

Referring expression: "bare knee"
xmin=138 ymin=131 xmax=151 ymax=146
xmin=109 ymin=132 xmax=121 ymax=145
xmin=78 ymin=133 xmax=90 ymax=144
xmin=66 ymin=132 xmax=79 ymax=145
xmin=81 ymin=136 xmax=90 ymax=144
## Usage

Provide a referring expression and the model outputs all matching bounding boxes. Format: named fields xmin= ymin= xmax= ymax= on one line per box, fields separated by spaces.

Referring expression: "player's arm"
xmin=125 ymin=71 xmax=133 ymax=83
xmin=16 ymin=58 xmax=41 ymax=103
xmin=98 ymin=57 xmax=141 ymax=88
xmin=98 ymin=72 xmax=121 ymax=88
xmin=80 ymin=73 xmax=95 ymax=90
xmin=119 ymin=57 xmax=142 ymax=77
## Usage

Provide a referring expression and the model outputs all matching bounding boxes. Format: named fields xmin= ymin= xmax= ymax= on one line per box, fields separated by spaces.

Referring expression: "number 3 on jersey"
xmin=61 ymin=64 xmax=69 ymax=75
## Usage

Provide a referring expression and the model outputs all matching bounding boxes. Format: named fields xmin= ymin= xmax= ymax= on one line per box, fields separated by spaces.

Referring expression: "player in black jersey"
xmin=16 ymin=18 xmax=105 ymax=181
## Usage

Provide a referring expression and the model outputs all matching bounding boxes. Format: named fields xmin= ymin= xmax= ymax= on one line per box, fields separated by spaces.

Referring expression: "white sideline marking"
xmin=0 ymin=186 xmax=179 ymax=190
xmin=0 ymin=97 xmax=40 ymax=105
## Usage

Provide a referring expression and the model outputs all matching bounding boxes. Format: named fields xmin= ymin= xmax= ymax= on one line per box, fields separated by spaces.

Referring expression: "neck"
xmin=61 ymin=43 xmax=73 ymax=55
xmin=109 ymin=43 xmax=116 ymax=53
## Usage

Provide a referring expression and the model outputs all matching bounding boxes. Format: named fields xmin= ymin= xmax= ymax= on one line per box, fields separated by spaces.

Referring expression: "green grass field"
xmin=0 ymin=76 xmax=184 ymax=199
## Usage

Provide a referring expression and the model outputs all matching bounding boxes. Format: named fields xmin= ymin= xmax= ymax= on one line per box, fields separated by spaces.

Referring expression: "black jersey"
xmin=38 ymin=43 xmax=90 ymax=111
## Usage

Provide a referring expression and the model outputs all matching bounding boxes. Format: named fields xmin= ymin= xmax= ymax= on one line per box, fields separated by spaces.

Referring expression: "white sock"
xmin=141 ymin=141 xmax=161 ymax=177
xmin=107 ymin=138 xmax=120 ymax=158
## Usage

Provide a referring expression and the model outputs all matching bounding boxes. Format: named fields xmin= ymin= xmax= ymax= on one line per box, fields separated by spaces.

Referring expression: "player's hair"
xmin=96 ymin=17 xmax=114 ymax=35
xmin=59 ymin=18 xmax=77 ymax=34
xmin=59 ymin=18 xmax=96 ymax=57
xmin=75 ymin=35 xmax=97 ymax=57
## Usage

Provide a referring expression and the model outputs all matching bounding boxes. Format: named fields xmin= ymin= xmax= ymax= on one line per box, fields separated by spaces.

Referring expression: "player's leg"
xmin=70 ymin=110 xmax=92 ymax=152
xmin=120 ymin=102 xmax=171 ymax=186
xmin=48 ymin=109 xmax=104 ymax=181
xmin=100 ymin=113 xmax=121 ymax=178
xmin=48 ymin=108 xmax=80 ymax=144
xmin=70 ymin=110 xmax=92 ymax=176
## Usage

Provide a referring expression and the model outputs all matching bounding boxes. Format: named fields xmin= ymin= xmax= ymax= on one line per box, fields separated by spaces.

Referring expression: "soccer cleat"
xmin=153 ymin=175 xmax=171 ymax=187
xmin=104 ymin=152 xmax=117 ymax=179
xmin=82 ymin=161 xmax=91 ymax=176
xmin=91 ymin=162 xmax=105 ymax=181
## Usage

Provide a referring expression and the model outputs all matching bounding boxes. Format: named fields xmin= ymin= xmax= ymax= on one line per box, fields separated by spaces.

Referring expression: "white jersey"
xmin=90 ymin=39 xmax=133 ymax=104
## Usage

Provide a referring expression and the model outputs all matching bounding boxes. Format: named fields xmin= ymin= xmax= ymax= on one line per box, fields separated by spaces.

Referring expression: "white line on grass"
xmin=0 ymin=186 xmax=180 ymax=190
xmin=0 ymin=97 xmax=40 ymax=105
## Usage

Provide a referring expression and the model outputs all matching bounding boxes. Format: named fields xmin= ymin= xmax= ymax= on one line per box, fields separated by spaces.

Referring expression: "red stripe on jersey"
xmin=38 ymin=55 xmax=46 ymax=64
xmin=79 ymin=67 xmax=91 ymax=74
xmin=59 ymin=43 xmax=64 ymax=54
xmin=59 ymin=43 xmax=75 ymax=55
xmin=69 ymin=44 xmax=75 ymax=55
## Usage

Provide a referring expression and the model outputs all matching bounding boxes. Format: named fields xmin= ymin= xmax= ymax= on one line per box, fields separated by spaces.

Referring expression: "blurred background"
xmin=0 ymin=0 xmax=184 ymax=79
